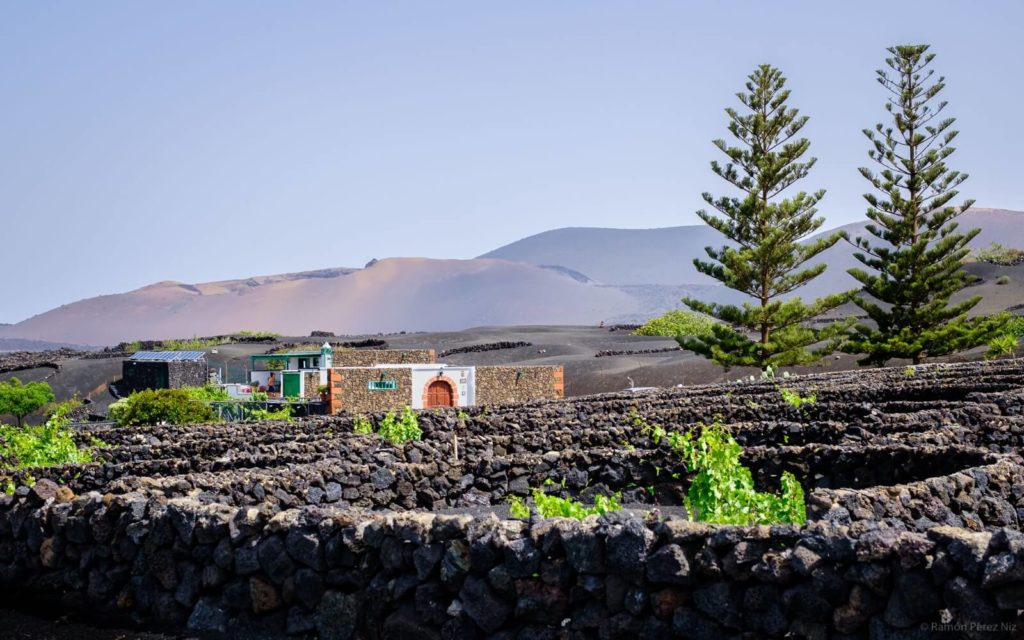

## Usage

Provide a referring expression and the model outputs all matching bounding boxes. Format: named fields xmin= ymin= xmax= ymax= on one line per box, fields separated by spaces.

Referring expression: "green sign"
xmin=368 ymin=380 xmax=397 ymax=391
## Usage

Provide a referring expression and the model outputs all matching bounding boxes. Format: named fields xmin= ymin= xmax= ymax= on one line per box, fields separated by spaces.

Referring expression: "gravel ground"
xmin=0 ymin=610 xmax=178 ymax=640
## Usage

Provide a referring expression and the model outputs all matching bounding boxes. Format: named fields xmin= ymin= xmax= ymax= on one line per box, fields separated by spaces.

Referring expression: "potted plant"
xmin=318 ymin=383 xmax=330 ymax=403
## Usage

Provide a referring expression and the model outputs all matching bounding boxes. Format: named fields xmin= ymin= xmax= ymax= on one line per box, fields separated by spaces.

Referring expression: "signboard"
xmin=368 ymin=380 xmax=398 ymax=391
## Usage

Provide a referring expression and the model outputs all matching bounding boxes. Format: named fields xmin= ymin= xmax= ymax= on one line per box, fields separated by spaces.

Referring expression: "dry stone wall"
xmin=2 ymin=361 xmax=1024 ymax=637
xmin=328 ymin=367 xmax=414 ymax=414
xmin=475 ymin=366 xmax=564 ymax=405
xmin=333 ymin=350 xmax=435 ymax=367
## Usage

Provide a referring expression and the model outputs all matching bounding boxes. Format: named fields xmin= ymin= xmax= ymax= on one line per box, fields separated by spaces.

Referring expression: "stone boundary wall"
xmin=333 ymin=350 xmax=435 ymax=367
xmin=476 ymin=365 xmax=564 ymax=405
xmin=2 ymin=490 xmax=1024 ymax=639
xmin=3 ymin=361 xmax=1024 ymax=637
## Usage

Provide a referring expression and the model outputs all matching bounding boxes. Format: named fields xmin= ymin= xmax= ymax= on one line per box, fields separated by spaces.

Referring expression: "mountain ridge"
xmin=3 ymin=209 xmax=1021 ymax=346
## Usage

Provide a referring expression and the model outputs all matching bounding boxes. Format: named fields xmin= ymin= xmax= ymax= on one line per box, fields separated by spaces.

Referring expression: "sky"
xmin=2 ymin=1 xmax=1023 ymax=323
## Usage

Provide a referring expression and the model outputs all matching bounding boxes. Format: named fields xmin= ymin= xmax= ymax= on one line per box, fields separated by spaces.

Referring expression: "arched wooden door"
xmin=425 ymin=380 xmax=454 ymax=407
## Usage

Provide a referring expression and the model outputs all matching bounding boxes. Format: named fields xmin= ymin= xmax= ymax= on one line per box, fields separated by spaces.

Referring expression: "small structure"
xmin=246 ymin=345 xmax=565 ymax=409
xmin=249 ymin=343 xmax=333 ymax=399
xmin=327 ymin=363 xmax=564 ymax=414
xmin=122 ymin=351 xmax=208 ymax=393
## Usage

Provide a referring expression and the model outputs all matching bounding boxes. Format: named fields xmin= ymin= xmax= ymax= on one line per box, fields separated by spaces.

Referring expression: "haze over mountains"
xmin=2 ymin=209 xmax=1021 ymax=347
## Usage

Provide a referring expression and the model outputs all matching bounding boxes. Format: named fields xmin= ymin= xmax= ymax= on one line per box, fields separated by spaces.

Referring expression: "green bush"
xmin=247 ymin=405 xmax=293 ymax=422
xmin=974 ymin=243 xmax=1024 ymax=266
xmin=107 ymin=398 xmax=130 ymax=424
xmin=779 ymin=387 xmax=816 ymax=409
xmin=157 ymin=337 xmax=224 ymax=351
xmin=0 ymin=403 xmax=97 ymax=469
xmin=377 ymin=406 xmax=422 ymax=445
xmin=182 ymin=384 xmax=230 ymax=402
xmin=0 ymin=378 xmax=56 ymax=427
xmin=1009 ymin=316 xmax=1024 ymax=337
xmin=508 ymin=487 xmax=621 ymax=520
xmin=233 ymin=330 xmax=281 ymax=339
xmin=631 ymin=411 xmax=805 ymax=525
xmin=678 ymin=420 xmax=805 ymax=525
xmin=986 ymin=333 xmax=1019 ymax=360
xmin=986 ymin=313 xmax=1024 ymax=338
xmin=996 ymin=275 xmax=1011 ymax=285
xmin=353 ymin=415 xmax=374 ymax=435
xmin=633 ymin=310 xmax=716 ymax=338
xmin=113 ymin=389 xmax=217 ymax=426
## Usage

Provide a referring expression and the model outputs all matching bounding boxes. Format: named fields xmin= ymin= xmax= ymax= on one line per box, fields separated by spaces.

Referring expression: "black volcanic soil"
xmin=0 ymin=609 xmax=177 ymax=639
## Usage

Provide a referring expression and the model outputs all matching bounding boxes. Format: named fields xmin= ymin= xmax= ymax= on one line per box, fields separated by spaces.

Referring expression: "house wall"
xmin=328 ymin=367 xmax=414 ymax=414
xmin=410 ymin=366 xmax=474 ymax=408
xmin=474 ymin=365 xmax=564 ymax=405
xmin=121 ymin=360 xmax=207 ymax=393
xmin=333 ymin=349 xmax=435 ymax=367
xmin=302 ymin=371 xmax=320 ymax=399
xmin=328 ymin=365 xmax=563 ymax=413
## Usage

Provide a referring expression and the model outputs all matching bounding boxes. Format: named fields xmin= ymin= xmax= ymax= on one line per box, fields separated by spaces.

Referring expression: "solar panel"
xmin=130 ymin=351 xmax=207 ymax=362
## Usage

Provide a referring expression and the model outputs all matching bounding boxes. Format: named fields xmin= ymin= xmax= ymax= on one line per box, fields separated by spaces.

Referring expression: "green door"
xmin=282 ymin=372 xmax=301 ymax=398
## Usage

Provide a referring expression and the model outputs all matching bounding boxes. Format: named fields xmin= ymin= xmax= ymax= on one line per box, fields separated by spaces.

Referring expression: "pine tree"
xmin=680 ymin=65 xmax=851 ymax=371
xmin=845 ymin=45 xmax=1005 ymax=366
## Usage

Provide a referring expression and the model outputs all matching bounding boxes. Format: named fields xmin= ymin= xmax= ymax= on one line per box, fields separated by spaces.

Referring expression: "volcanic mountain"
xmin=2 ymin=208 xmax=1021 ymax=346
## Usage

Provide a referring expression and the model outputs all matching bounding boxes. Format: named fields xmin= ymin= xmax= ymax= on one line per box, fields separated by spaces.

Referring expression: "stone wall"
xmin=476 ymin=365 xmax=564 ymax=405
xmin=302 ymin=371 xmax=320 ymax=400
xmin=3 ymin=489 xmax=1024 ymax=639
xmin=4 ymin=361 xmax=1024 ymax=637
xmin=333 ymin=349 xmax=435 ymax=367
xmin=327 ymin=367 xmax=413 ymax=414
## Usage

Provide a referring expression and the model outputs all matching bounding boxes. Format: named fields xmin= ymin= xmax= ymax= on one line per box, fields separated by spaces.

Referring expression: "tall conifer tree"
xmin=680 ymin=65 xmax=851 ymax=371
xmin=845 ymin=45 xmax=1005 ymax=366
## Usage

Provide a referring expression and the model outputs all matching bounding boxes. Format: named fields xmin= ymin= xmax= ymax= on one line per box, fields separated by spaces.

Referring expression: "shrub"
xmin=986 ymin=333 xmax=1019 ymax=360
xmin=1008 ymin=316 xmax=1024 ymax=337
xmin=633 ymin=310 xmax=716 ymax=339
xmin=996 ymin=275 xmax=1011 ymax=285
xmin=264 ymin=359 xmax=286 ymax=372
xmin=986 ymin=313 xmax=1024 ymax=338
xmin=631 ymin=411 xmax=806 ymax=525
xmin=113 ymin=389 xmax=217 ymax=426
xmin=247 ymin=405 xmax=293 ymax=422
xmin=377 ymin=406 xmax=422 ymax=445
xmin=678 ymin=420 xmax=806 ymax=525
xmin=107 ymin=398 xmax=130 ymax=424
xmin=0 ymin=403 xmax=97 ymax=469
xmin=182 ymin=384 xmax=230 ymax=402
xmin=233 ymin=330 xmax=281 ymax=339
xmin=353 ymin=415 xmax=374 ymax=435
xmin=0 ymin=378 xmax=56 ymax=427
xmin=157 ymin=337 xmax=223 ymax=351
xmin=974 ymin=243 xmax=1024 ymax=266
xmin=508 ymin=487 xmax=621 ymax=520
xmin=779 ymin=387 xmax=816 ymax=409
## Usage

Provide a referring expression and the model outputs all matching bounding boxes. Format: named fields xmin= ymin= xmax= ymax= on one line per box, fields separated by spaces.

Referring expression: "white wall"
xmin=410 ymin=366 xmax=475 ymax=408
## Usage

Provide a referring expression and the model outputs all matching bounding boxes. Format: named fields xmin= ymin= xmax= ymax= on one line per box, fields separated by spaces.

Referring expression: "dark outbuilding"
xmin=122 ymin=351 xmax=207 ymax=392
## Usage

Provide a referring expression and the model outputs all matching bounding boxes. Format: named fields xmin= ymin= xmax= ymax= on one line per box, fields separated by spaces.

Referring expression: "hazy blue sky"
xmin=2 ymin=1 xmax=1023 ymax=323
